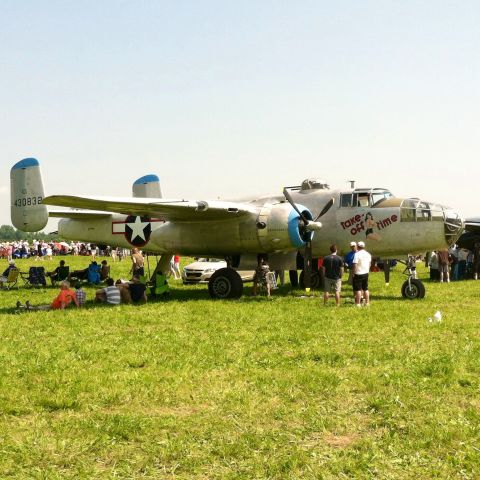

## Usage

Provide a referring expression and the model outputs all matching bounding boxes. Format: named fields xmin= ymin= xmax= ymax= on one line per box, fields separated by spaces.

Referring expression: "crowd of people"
xmin=426 ymin=245 xmax=480 ymax=282
xmin=14 ymin=248 xmax=151 ymax=310
xmin=4 ymin=236 xmax=478 ymax=310
xmin=251 ymin=240 xmax=372 ymax=306
xmin=0 ymin=240 xmax=132 ymax=262
xmin=251 ymin=240 xmax=478 ymax=306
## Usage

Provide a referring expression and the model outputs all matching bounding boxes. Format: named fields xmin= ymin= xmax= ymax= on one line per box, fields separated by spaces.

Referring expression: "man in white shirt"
xmin=352 ymin=241 xmax=372 ymax=307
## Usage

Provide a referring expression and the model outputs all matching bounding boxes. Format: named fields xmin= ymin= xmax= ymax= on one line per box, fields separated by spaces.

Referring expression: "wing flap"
xmin=42 ymin=195 xmax=258 ymax=221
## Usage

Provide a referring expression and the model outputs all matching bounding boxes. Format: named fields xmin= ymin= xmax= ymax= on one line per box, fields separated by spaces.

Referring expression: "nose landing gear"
xmin=400 ymin=258 xmax=425 ymax=299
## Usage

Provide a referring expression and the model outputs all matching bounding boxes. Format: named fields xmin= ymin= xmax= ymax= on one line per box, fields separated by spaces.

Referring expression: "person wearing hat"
xmin=0 ymin=260 xmax=16 ymax=285
xmin=352 ymin=241 xmax=372 ymax=307
xmin=344 ymin=241 xmax=357 ymax=285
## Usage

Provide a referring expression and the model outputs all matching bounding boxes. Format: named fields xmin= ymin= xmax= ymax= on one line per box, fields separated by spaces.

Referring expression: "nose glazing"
xmin=443 ymin=207 xmax=463 ymax=246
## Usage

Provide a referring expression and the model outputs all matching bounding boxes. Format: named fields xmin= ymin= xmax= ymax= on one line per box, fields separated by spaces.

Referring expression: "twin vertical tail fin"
xmin=132 ymin=174 xmax=162 ymax=198
xmin=10 ymin=158 xmax=48 ymax=232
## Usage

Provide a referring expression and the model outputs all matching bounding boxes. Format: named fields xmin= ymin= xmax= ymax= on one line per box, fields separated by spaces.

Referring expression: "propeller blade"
xmin=303 ymin=242 xmax=312 ymax=290
xmin=314 ymin=197 xmax=335 ymax=221
xmin=384 ymin=259 xmax=390 ymax=286
xmin=283 ymin=188 xmax=310 ymax=224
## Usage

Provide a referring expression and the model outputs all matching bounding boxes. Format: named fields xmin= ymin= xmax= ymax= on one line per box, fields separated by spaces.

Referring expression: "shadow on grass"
xmin=1 ymin=283 xmax=412 ymax=314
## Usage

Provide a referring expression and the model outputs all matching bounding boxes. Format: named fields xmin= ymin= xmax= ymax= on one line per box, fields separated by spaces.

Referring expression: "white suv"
xmin=182 ymin=258 xmax=254 ymax=284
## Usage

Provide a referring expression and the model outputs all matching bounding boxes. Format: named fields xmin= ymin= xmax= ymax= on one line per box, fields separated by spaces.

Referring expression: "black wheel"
xmin=208 ymin=268 xmax=243 ymax=299
xmin=401 ymin=279 xmax=426 ymax=299
xmin=299 ymin=270 xmax=324 ymax=290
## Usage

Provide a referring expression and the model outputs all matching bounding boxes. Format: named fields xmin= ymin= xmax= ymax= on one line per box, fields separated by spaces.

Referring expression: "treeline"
xmin=0 ymin=225 xmax=58 ymax=242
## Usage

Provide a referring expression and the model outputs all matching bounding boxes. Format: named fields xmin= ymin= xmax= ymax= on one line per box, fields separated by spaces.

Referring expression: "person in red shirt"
xmin=51 ymin=281 xmax=79 ymax=309
xmin=16 ymin=280 xmax=79 ymax=311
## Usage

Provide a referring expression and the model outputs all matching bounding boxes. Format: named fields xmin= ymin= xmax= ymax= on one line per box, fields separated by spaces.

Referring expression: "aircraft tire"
xmin=299 ymin=270 xmax=323 ymax=290
xmin=401 ymin=279 xmax=426 ymax=299
xmin=208 ymin=268 xmax=243 ymax=299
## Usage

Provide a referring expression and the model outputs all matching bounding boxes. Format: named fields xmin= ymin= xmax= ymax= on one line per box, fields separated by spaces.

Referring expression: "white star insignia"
xmin=127 ymin=216 xmax=150 ymax=242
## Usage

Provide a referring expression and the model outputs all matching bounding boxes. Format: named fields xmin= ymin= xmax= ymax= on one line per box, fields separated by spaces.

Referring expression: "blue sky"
xmin=1 ymin=1 xmax=479 ymax=228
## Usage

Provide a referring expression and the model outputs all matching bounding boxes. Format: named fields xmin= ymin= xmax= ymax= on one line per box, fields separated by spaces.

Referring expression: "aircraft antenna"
xmin=348 ymin=180 xmax=355 ymax=189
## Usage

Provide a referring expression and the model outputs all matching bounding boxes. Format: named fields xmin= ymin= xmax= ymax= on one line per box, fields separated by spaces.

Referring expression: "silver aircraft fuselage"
xmin=57 ymin=186 xmax=462 ymax=259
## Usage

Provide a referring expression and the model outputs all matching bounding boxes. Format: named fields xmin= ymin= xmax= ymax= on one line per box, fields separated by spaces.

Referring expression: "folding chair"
xmin=22 ymin=266 xmax=47 ymax=288
xmin=1 ymin=268 xmax=20 ymax=289
xmin=148 ymin=273 xmax=170 ymax=299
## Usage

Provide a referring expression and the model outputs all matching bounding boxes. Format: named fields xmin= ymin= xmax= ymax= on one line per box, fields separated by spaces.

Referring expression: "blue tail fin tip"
xmin=11 ymin=158 xmax=40 ymax=171
xmin=133 ymin=174 xmax=159 ymax=185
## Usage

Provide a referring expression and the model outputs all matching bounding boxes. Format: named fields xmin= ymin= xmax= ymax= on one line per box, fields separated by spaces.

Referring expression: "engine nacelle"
xmin=257 ymin=202 xmax=314 ymax=252
xmin=10 ymin=158 xmax=48 ymax=232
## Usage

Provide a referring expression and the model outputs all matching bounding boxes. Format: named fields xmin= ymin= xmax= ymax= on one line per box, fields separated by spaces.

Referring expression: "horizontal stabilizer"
xmin=42 ymin=195 xmax=258 ymax=221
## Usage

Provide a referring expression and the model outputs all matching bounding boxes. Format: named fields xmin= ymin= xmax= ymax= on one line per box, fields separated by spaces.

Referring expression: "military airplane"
xmin=10 ymin=158 xmax=463 ymax=299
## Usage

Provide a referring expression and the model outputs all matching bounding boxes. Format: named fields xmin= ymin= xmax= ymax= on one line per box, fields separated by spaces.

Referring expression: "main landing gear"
xmin=208 ymin=268 xmax=243 ymax=299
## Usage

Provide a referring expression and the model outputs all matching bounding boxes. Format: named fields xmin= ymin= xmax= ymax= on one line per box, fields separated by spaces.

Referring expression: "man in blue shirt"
xmin=344 ymin=241 xmax=357 ymax=285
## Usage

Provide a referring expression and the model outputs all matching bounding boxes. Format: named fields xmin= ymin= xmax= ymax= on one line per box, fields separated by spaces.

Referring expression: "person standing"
xmin=428 ymin=251 xmax=440 ymax=281
xmin=253 ymin=257 xmax=273 ymax=297
xmin=344 ymin=241 xmax=357 ymax=285
xmin=130 ymin=248 xmax=145 ymax=277
xmin=437 ymin=248 xmax=450 ymax=283
xmin=352 ymin=241 xmax=372 ymax=307
xmin=173 ymin=255 xmax=181 ymax=279
xmin=322 ymin=244 xmax=344 ymax=306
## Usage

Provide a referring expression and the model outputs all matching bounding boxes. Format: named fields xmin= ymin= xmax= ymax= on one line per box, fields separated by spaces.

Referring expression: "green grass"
xmin=0 ymin=256 xmax=479 ymax=478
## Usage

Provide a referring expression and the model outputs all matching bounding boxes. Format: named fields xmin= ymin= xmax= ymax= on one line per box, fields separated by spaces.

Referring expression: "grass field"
xmin=0 ymin=255 xmax=479 ymax=479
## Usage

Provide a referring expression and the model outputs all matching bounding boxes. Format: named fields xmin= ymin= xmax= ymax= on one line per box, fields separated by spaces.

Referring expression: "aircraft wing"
xmin=42 ymin=195 xmax=259 ymax=221
xmin=464 ymin=217 xmax=480 ymax=232
xmin=49 ymin=209 xmax=112 ymax=219
xmin=456 ymin=217 xmax=480 ymax=250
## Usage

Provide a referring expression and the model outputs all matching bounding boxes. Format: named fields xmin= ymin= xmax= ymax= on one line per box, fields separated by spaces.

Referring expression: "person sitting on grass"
xmin=115 ymin=279 xmax=132 ymax=304
xmin=252 ymin=256 xmax=273 ymax=297
xmin=16 ymin=280 xmax=79 ymax=311
xmin=95 ymin=277 xmax=121 ymax=305
xmin=128 ymin=275 xmax=148 ymax=304
xmin=100 ymin=260 xmax=110 ymax=281
xmin=75 ymin=282 xmax=86 ymax=307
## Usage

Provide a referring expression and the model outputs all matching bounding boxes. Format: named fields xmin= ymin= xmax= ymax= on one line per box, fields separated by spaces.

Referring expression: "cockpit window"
xmin=400 ymin=199 xmax=444 ymax=222
xmin=371 ymin=191 xmax=393 ymax=206
xmin=340 ymin=189 xmax=393 ymax=208
xmin=340 ymin=193 xmax=357 ymax=208
xmin=400 ymin=199 xmax=417 ymax=222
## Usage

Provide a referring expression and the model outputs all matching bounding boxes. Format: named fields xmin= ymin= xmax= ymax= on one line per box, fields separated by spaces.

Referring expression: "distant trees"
xmin=0 ymin=224 xmax=57 ymax=242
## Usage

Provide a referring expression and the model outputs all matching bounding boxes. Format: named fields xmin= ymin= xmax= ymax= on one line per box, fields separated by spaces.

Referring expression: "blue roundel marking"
xmin=287 ymin=204 xmax=314 ymax=248
xmin=134 ymin=174 xmax=160 ymax=185
xmin=11 ymin=158 xmax=39 ymax=171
